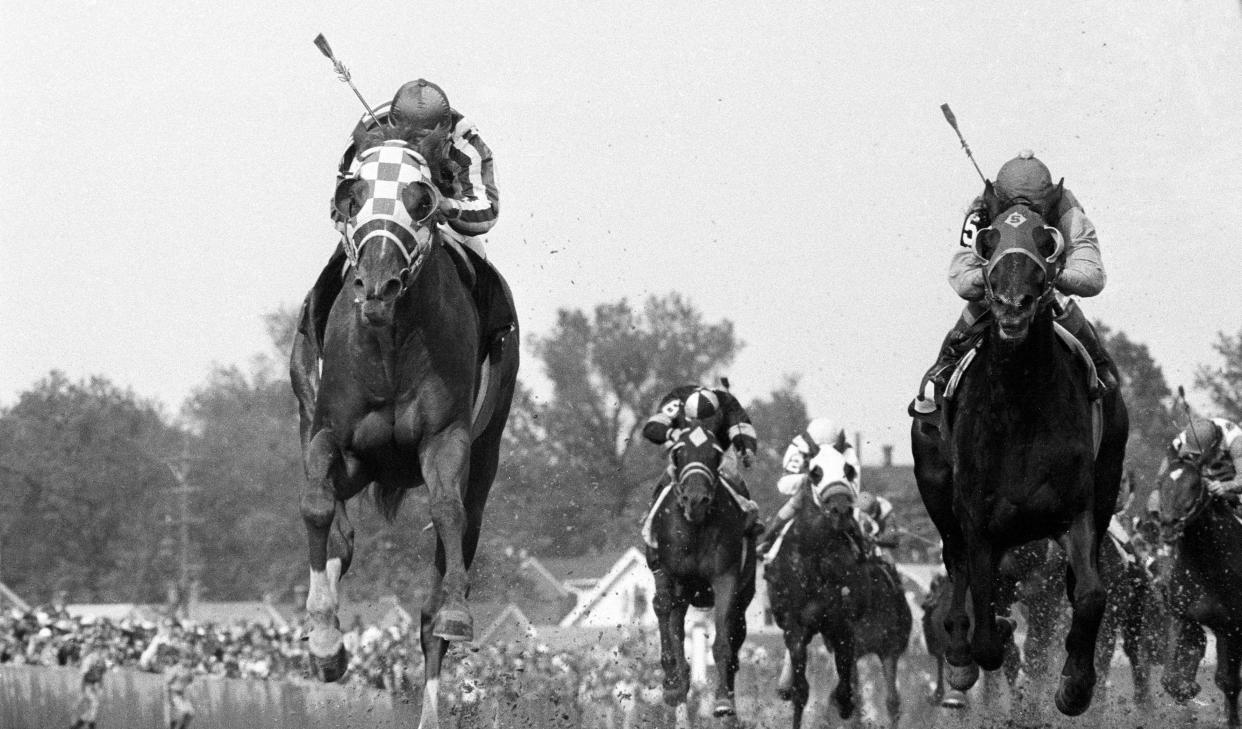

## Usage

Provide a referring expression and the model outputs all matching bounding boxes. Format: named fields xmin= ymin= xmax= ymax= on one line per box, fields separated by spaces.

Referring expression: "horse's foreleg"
xmin=1219 ymin=636 xmax=1242 ymax=728
xmin=966 ymin=540 xmax=1010 ymax=673
xmin=881 ymin=654 xmax=902 ymax=729
xmin=1055 ymin=511 xmax=1107 ymax=716
xmin=300 ymin=428 xmax=348 ymax=682
xmin=1162 ymin=615 xmax=1206 ymax=703
xmin=420 ymin=425 xmax=473 ymax=642
xmin=653 ymin=575 xmax=690 ymax=706
xmin=709 ymin=573 xmax=741 ymax=720
xmin=782 ymin=628 xmax=812 ymax=729
xmin=826 ymin=626 xmax=857 ymax=720
xmin=942 ymin=544 xmax=977 ymax=691
xmin=1120 ymin=577 xmax=1151 ymax=706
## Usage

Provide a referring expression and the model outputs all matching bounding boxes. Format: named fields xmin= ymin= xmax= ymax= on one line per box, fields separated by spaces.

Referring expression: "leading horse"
xmin=764 ymin=447 xmax=911 ymax=729
xmin=289 ymin=129 xmax=518 ymax=729
xmin=1157 ymin=442 xmax=1242 ymax=727
xmin=910 ymin=181 xmax=1128 ymax=716
xmin=651 ymin=424 xmax=756 ymax=728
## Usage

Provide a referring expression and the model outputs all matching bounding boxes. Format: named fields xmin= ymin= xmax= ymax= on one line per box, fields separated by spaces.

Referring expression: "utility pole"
xmin=164 ymin=459 xmax=202 ymax=620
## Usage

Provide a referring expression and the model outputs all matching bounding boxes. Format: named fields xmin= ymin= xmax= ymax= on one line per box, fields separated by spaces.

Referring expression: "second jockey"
xmin=913 ymin=151 xmax=1117 ymax=415
xmin=1171 ymin=417 xmax=1242 ymax=500
xmin=640 ymin=385 xmax=761 ymax=570
xmin=757 ymin=418 xmax=860 ymax=555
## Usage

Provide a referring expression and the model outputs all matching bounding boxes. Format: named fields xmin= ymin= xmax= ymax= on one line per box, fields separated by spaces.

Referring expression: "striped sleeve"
xmin=446 ymin=116 xmax=500 ymax=236
xmin=717 ymin=391 xmax=758 ymax=454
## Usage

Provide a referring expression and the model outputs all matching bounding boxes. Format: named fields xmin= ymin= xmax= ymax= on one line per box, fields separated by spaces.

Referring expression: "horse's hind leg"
xmin=300 ymin=428 xmax=350 ymax=682
xmin=709 ymin=573 xmax=743 ymax=722
xmin=1119 ymin=576 xmax=1151 ymax=706
xmin=881 ymin=654 xmax=902 ymax=729
xmin=652 ymin=573 xmax=690 ymax=707
xmin=1216 ymin=635 xmax=1242 ymax=728
xmin=1055 ymin=510 xmax=1107 ymax=716
xmin=824 ymin=627 xmax=858 ymax=720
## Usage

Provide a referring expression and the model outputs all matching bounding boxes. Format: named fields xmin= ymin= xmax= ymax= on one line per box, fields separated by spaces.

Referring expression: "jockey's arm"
xmin=1213 ymin=434 xmax=1242 ymax=493
xmin=717 ymin=391 xmax=758 ymax=457
xmin=1053 ymin=207 xmax=1105 ymax=298
xmin=947 ymin=247 xmax=986 ymax=301
xmin=442 ymin=119 xmax=499 ymax=237
xmin=873 ymin=514 xmax=901 ymax=548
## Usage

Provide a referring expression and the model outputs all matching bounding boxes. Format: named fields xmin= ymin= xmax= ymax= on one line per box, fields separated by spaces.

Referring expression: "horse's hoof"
xmin=712 ymin=698 xmax=737 ymax=717
xmin=1162 ymin=678 xmax=1201 ymax=704
xmin=663 ymin=687 xmax=687 ymax=706
xmin=947 ymin=662 xmax=979 ymax=691
xmin=315 ymin=645 xmax=349 ymax=683
xmin=1054 ymin=675 xmax=1096 ymax=717
xmin=941 ymin=689 xmax=968 ymax=709
xmin=775 ymin=686 xmax=793 ymax=702
xmin=432 ymin=606 xmax=474 ymax=642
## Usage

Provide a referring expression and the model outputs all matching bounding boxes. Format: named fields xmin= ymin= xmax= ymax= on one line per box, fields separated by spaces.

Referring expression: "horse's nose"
xmin=361 ymin=300 xmax=390 ymax=326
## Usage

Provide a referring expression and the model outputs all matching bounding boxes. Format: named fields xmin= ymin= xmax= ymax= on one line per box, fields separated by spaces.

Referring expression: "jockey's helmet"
xmin=390 ymin=79 xmax=451 ymax=134
xmin=805 ymin=418 xmax=839 ymax=446
xmin=856 ymin=491 xmax=879 ymax=516
xmin=995 ymin=150 xmax=1054 ymax=208
xmin=1180 ymin=419 xmax=1223 ymax=459
xmin=683 ymin=388 xmax=719 ymax=420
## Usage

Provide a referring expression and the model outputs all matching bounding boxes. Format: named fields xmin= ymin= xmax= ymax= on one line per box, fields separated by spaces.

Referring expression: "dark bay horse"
xmin=764 ymin=447 xmax=911 ymax=729
xmin=911 ymin=181 xmax=1128 ymax=716
xmin=651 ymin=424 xmax=756 ymax=728
xmin=289 ymin=132 xmax=518 ymax=729
xmin=1157 ymin=444 xmax=1242 ymax=727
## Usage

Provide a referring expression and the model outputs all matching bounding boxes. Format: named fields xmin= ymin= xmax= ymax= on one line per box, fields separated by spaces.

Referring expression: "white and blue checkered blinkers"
xmin=336 ymin=141 xmax=441 ymax=266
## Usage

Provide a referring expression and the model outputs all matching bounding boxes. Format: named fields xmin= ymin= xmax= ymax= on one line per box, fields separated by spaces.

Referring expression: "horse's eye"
xmin=809 ymin=466 xmax=823 ymax=484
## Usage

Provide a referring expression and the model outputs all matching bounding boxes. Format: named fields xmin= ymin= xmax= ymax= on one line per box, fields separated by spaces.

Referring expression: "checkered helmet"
xmin=390 ymin=79 xmax=451 ymax=131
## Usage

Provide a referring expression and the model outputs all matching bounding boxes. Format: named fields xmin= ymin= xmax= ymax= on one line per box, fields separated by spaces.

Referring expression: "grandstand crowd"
xmin=0 ymin=605 xmax=773 ymax=726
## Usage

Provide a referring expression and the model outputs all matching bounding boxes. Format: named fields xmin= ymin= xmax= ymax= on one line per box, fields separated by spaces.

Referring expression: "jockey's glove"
xmin=438 ymin=197 xmax=462 ymax=220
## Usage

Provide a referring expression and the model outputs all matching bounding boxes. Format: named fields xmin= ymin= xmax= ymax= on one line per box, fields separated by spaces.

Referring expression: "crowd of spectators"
xmin=0 ymin=606 xmax=783 ymax=727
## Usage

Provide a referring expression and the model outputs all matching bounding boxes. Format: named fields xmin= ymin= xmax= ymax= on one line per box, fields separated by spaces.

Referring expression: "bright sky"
xmin=2 ymin=1 xmax=1240 ymax=463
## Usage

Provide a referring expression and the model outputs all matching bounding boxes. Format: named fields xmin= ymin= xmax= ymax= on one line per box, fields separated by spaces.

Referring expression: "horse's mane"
xmin=353 ymin=121 xmax=451 ymax=169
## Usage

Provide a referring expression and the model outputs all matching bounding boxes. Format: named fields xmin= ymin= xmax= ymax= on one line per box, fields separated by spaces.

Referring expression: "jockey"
xmin=640 ymin=385 xmax=761 ymax=569
xmin=756 ymin=418 xmax=860 ymax=554
xmin=855 ymin=491 xmax=900 ymax=558
xmin=1171 ymin=417 xmax=1242 ymax=500
xmin=912 ymin=151 xmax=1116 ymax=415
xmin=315 ymin=79 xmax=513 ymax=360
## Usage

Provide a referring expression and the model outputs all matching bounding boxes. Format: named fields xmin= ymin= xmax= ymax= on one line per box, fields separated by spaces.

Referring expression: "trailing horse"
xmin=289 ymin=130 xmax=518 ymax=729
xmin=764 ymin=447 xmax=911 ymax=729
xmin=1157 ymin=443 xmax=1242 ymax=727
xmin=910 ymin=181 xmax=1129 ymax=716
xmin=650 ymin=424 xmax=756 ymax=728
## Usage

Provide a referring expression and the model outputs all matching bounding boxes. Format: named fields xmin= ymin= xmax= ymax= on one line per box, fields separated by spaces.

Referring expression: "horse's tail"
xmin=290 ymin=297 xmax=321 ymax=453
xmin=370 ymin=481 xmax=408 ymax=523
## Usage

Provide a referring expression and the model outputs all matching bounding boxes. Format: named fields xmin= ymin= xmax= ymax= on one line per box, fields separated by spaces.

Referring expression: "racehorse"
xmin=764 ymin=447 xmax=911 ymax=729
xmin=922 ymin=571 xmax=1021 ymax=710
xmin=651 ymin=424 xmax=756 ymax=728
xmin=1157 ymin=441 xmax=1242 ymax=728
xmin=910 ymin=181 xmax=1129 ymax=716
xmin=289 ymin=126 xmax=519 ymax=729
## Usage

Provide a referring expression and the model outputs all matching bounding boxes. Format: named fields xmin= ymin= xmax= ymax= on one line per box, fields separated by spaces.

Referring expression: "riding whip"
xmin=313 ymin=33 xmax=383 ymax=129
xmin=1177 ymin=385 xmax=1206 ymax=454
xmin=940 ymin=103 xmax=988 ymax=184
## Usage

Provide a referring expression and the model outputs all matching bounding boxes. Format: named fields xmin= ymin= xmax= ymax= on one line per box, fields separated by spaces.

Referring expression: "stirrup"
xmin=912 ymin=381 xmax=938 ymax=414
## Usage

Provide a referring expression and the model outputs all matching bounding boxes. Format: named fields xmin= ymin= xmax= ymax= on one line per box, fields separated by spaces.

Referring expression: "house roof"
xmin=558 ymin=547 xmax=647 ymax=626
xmin=539 ymin=550 xmax=632 ymax=586
xmin=0 ymin=581 xmax=30 ymax=611
xmin=477 ymin=603 xmax=533 ymax=645
xmin=517 ymin=557 xmax=572 ymax=598
xmin=187 ymin=601 xmax=289 ymax=627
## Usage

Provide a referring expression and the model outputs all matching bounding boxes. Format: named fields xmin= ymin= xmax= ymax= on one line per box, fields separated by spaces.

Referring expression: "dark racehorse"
xmin=1157 ymin=442 xmax=1242 ymax=727
xmin=923 ymin=570 xmax=1021 ymax=710
xmin=651 ymin=424 xmax=756 ymax=727
xmin=765 ymin=447 xmax=911 ymax=729
xmin=911 ymin=181 xmax=1129 ymax=716
xmin=289 ymin=130 xmax=518 ymax=729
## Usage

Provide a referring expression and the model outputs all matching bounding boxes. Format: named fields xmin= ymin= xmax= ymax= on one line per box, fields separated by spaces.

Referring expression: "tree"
xmin=1196 ymin=326 xmax=1242 ymax=422
xmin=1097 ymin=322 xmax=1178 ymax=516
xmin=741 ymin=375 xmax=810 ymax=516
xmin=512 ymin=293 xmax=740 ymax=554
xmin=0 ymin=372 xmax=182 ymax=604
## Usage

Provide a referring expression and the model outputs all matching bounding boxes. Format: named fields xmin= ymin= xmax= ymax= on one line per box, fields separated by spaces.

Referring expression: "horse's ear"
xmin=1044 ymin=178 xmax=1065 ymax=218
xmin=334 ymin=178 xmax=367 ymax=219
xmin=982 ymin=180 xmax=1002 ymax=220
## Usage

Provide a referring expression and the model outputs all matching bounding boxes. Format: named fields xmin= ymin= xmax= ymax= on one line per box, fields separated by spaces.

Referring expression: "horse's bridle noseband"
xmin=671 ymin=439 xmax=722 ymax=496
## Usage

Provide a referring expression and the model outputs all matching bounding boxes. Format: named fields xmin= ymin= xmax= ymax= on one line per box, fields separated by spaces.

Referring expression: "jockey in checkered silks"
xmin=320 ymin=79 xmax=514 ymax=359
xmin=640 ymin=385 xmax=762 ymax=572
xmin=911 ymin=151 xmax=1117 ymax=415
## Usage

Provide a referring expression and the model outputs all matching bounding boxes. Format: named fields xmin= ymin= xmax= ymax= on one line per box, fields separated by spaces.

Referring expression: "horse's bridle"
xmin=1161 ymin=457 xmax=1212 ymax=542
xmin=670 ymin=439 xmax=721 ymax=498
xmin=975 ymin=205 xmax=1065 ymax=305
xmin=337 ymin=143 xmax=442 ymax=297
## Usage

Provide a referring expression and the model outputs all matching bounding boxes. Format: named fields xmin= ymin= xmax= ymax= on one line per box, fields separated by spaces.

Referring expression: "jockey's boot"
xmin=460 ymin=246 xmax=516 ymax=364
xmin=911 ymin=310 xmax=987 ymax=415
xmin=728 ymin=478 xmax=764 ymax=538
xmin=308 ymin=244 xmax=351 ymax=348
xmin=1055 ymin=299 xmax=1118 ymax=397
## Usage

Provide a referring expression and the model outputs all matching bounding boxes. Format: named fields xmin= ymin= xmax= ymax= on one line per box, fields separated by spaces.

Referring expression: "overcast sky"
xmin=2 ymin=1 xmax=1240 ymax=463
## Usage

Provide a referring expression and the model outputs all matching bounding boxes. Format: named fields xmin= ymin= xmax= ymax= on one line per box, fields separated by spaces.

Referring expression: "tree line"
xmin=1 ymin=294 xmax=1238 ymax=607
